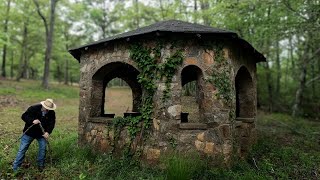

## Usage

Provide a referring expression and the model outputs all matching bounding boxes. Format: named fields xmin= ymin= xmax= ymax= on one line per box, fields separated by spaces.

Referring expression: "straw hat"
xmin=40 ymin=99 xmax=57 ymax=110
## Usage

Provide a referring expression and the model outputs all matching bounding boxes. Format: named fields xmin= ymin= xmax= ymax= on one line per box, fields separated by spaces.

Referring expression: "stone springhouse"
xmin=69 ymin=20 xmax=265 ymax=162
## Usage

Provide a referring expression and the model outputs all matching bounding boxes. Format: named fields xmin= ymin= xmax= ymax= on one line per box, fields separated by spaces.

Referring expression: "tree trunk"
xmin=292 ymin=46 xmax=320 ymax=116
xmin=199 ymin=0 xmax=210 ymax=25
xmin=194 ymin=0 xmax=198 ymax=23
xmin=134 ymin=0 xmax=139 ymax=28
xmin=10 ymin=50 xmax=13 ymax=78
xmin=34 ymin=0 xmax=58 ymax=89
xmin=159 ymin=0 xmax=165 ymax=20
xmin=275 ymin=36 xmax=281 ymax=97
xmin=16 ymin=21 xmax=28 ymax=81
xmin=64 ymin=59 xmax=69 ymax=85
xmin=292 ymin=54 xmax=307 ymax=117
xmin=264 ymin=61 xmax=273 ymax=112
xmin=1 ymin=0 xmax=11 ymax=78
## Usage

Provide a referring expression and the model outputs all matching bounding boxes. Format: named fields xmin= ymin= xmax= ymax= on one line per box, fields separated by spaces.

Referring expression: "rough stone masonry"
xmin=69 ymin=20 xmax=266 ymax=164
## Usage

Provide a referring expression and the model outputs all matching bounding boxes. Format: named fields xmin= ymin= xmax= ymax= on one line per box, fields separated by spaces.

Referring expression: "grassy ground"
xmin=0 ymin=79 xmax=319 ymax=179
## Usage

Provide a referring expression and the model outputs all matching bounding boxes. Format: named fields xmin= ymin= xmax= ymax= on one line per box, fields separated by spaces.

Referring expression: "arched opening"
xmin=235 ymin=66 xmax=255 ymax=118
xmin=181 ymin=65 xmax=204 ymax=123
xmin=105 ymin=78 xmax=132 ymax=117
xmin=91 ymin=62 xmax=142 ymax=118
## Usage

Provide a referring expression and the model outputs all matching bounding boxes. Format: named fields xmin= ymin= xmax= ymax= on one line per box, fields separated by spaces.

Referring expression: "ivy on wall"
xmin=203 ymin=40 xmax=236 ymax=121
xmin=204 ymin=41 xmax=233 ymax=105
xmin=108 ymin=40 xmax=184 ymax=156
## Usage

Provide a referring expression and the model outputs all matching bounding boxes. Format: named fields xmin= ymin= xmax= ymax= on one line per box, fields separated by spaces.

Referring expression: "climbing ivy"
xmin=159 ymin=49 xmax=184 ymax=100
xmin=204 ymin=41 xmax=233 ymax=104
xmin=130 ymin=41 xmax=184 ymax=127
xmin=108 ymin=40 xmax=184 ymax=156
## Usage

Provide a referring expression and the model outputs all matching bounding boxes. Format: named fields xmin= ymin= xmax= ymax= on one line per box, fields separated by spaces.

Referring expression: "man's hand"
xmin=33 ymin=119 xmax=41 ymax=124
xmin=43 ymin=132 xmax=49 ymax=139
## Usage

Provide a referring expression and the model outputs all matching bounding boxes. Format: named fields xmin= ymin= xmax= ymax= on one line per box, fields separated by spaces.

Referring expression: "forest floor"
xmin=0 ymin=79 xmax=319 ymax=179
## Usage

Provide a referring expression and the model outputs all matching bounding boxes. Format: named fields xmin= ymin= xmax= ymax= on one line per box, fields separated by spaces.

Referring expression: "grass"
xmin=0 ymin=79 xmax=319 ymax=179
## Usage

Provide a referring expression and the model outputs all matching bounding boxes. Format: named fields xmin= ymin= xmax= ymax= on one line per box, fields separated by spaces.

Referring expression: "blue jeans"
xmin=12 ymin=134 xmax=47 ymax=171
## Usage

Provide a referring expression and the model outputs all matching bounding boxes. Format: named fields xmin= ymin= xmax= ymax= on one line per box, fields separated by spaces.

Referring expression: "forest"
xmin=0 ymin=0 xmax=319 ymax=117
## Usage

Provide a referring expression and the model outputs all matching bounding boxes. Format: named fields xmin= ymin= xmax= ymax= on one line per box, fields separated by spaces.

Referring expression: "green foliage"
xmin=204 ymin=41 xmax=233 ymax=104
xmin=0 ymin=80 xmax=319 ymax=179
xmin=163 ymin=153 xmax=206 ymax=180
xmin=112 ymin=116 xmax=141 ymax=141
xmin=107 ymin=41 xmax=184 ymax=157
xmin=129 ymin=41 xmax=183 ymax=128
xmin=159 ymin=49 xmax=184 ymax=100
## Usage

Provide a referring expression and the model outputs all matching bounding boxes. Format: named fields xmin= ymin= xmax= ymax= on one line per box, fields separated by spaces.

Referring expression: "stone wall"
xmin=77 ymin=37 xmax=258 ymax=162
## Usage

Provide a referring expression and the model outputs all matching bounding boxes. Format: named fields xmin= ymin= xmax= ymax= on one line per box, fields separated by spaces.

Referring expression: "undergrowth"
xmin=0 ymin=79 xmax=319 ymax=179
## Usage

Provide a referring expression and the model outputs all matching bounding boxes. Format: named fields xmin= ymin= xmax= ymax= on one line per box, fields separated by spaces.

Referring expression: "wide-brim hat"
xmin=40 ymin=99 xmax=57 ymax=110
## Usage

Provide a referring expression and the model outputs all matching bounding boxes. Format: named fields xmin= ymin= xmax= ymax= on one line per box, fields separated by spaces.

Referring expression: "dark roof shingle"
xmin=69 ymin=20 xmax=265 ymax=62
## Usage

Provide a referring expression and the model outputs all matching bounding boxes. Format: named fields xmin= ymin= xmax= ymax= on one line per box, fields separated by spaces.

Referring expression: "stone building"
xmin=69 ymin=20 xmax=265 ymax=162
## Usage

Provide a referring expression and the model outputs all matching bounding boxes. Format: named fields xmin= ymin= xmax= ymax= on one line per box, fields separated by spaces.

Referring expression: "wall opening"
xmin=91 ymin=62 xmax=142 ymax=118
xmin=235 ymin=66 xmax=255 ymax=118
xmin=181 ymin=65 xmax=204 ymax=123
xmin=105 ymin=78 xmax=132 ymax=117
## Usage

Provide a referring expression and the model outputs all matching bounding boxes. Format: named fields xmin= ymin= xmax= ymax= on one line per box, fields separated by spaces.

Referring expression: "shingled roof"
xmin=69 ymin=20 xmax=265 ymax=62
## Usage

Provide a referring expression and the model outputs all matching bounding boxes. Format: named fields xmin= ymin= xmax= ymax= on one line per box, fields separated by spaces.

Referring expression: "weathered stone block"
xmin=204 ymin=142 xmax=215 ymax=154
xmin=197 ymin=132 xmax=205 ymax=142
xmin=195 ymin=140 xmax=205 ymax=151
xmin=167 ymin=105 xmax=181 ymax=117
xmin=222 ymin=142 xmax=232 ymax=155
xmin=202 ymin=50 xmax=214 ymax=65
xmin=220 ymin=124 xmax=231 ymax=140
xmin=153 ymin=118 xmax=160 ymax=131
xmin=185 ymin=57 xmax=198 ymax=65
xmin=145 ymin=148 xmax=161 ymax=160
xmin=91 ymin=129 xmax=97 ymax=136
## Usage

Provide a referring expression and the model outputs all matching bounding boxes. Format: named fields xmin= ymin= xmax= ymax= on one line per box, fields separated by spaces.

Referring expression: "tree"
xmin=1 ymin=0 xmax=11 ymax=78
xmin=33 ymin=0 xmax=59 ymax=89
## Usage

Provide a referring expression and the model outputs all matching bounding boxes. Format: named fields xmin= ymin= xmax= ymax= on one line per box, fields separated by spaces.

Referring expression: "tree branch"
xmin=282 ymin=0 xmax=308 ymax=21
xmin=33 ymin=0 xmax=49 ymax=37
xmin=306 ymin=75 xmax=320 ymax=87
xmin=307 ymin=47 xmax=320 ymax=64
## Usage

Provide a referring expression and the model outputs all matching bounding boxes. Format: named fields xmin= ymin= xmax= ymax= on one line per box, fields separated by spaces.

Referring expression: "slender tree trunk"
xmin=292 ymin=54 xmax=307 ymax=117
xmin=311 ymin=57 xmax=315 ymax=98
xmin=34 ymin=0 xmax=58 ymax=89
xmin=292 ymin=46 xmax=320 ymax=116
xmin=134 ymin=0 xmax=139 ymax=28
xmin=199 ymin=0 xmax=210 ymax=25
xmin=289 ymin=36 xmax=295 ymax=73
xmin=64 ymin=59 xmax=69 ymax=85
xmin=275 ymin=36 xmax=281 ymax=97
xmin=264 ymin=61 xmax=273 ymax=112
xmin=1 ymin=0 xmax=11 ymax=78
xmin=10 ymin=50 xmax=13 ymax=78
xmin=16 ymin=21 xmax=28 ymax=81
xmin=194 ymin=0 xmax=198 ymax=23
xmin=159 ymin=0 xmax=165 ymax=20
xmin=284 ymin=36 xmax=293 ymax=89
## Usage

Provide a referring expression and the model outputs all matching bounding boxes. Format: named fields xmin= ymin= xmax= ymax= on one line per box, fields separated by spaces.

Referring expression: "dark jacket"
xmin=21 ymin=104 xmax=56 ymax=138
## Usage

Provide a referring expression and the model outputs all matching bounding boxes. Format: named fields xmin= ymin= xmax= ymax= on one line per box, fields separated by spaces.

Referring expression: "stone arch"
xmin=235 ymin=66 xmax=255 ymax=118
xmin=180 ymin=65 xmax=204 ymax=123
xmin=90 ymin=62 xmax=142 ymax=117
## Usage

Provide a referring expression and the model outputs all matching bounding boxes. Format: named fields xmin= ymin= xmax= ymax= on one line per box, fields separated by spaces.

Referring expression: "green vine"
xmin=159 ymin=49 xmax=184 ymax=101
xmin=108 ymin=40 xmax=184 ymax=156
xmin=130 ymin=41 xmax=184 ymax=127
xmin=204 ymin=41 xmax=233 ymax=104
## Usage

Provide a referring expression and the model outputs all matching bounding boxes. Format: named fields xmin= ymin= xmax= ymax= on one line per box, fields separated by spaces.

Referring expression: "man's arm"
xmin=42 ymin=111 xmax=55 ymax=139
xmin=21 ymin=106 xmax=36 ymax=125
xmin=46 ymin=111 xmax=56 ymax=134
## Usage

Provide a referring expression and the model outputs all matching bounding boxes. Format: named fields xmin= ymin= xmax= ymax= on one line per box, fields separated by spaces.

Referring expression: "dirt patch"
xmin=0 ymin=95 xmax=20 ymax=110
